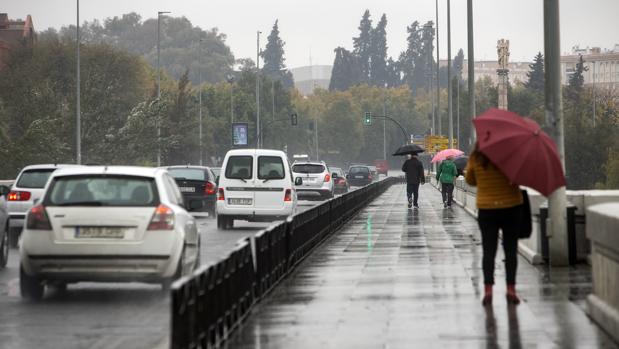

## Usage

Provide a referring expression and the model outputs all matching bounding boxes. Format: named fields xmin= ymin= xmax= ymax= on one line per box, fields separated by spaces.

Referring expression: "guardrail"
xmin=170 ymin=176 xmax=403 ymax=349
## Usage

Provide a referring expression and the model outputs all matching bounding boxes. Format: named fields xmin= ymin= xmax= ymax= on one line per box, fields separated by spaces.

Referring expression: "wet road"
xmin=228 ymin=184 xmax=618 ymax=349
xmin=0 ymin=199 xmax=322 ymax=349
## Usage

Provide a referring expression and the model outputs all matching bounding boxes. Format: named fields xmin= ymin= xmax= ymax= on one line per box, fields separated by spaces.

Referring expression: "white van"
xmin=216 ymin=149 xmax=298 ymax=229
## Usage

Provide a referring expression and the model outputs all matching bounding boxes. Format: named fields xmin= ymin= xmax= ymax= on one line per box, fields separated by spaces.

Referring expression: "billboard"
xmin=232 ymin=122 xmax=248 ymax=146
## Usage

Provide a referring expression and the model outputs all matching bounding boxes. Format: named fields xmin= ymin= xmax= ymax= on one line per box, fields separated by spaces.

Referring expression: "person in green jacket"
xmin=436 ymin=155 xmax=458 ymax=208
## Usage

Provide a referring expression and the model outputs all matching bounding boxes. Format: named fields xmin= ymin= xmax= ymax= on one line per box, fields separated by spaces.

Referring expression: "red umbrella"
xmin=473 ymin=108 xmax=566 ymax=196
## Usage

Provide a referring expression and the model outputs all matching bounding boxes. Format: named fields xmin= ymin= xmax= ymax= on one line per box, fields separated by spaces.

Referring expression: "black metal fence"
xmin=170 ymin=177 xmax=402 ymax=349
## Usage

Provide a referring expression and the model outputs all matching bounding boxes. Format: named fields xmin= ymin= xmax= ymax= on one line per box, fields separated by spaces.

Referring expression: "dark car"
xmin=346 ymin=166 xmax=373 ymax=187
xmin=330 ymin=167 xmax=349 ymax=194
xmin=165 ymin=165 xmax=217 ymax=216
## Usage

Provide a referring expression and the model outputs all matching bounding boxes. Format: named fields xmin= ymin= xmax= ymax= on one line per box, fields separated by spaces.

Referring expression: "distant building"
xmin=290 ymin=65 xmax=332 ymax=95
xmin=453 ymin=60 xmax=531 ymax=85
xmin=0 ymin=13 xmax=36 ymax=70
xmin=561 ymin=45 xmax=619 ymax=89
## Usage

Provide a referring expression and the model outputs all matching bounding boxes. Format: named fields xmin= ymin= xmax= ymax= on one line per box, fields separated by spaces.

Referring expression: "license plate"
xmin=355 ymin=175 xmax=364 ymax=179
xmin=75 ymin=227 xmax=125 ymax=239
xmin=179 ymin=187 xmax=195 ymax=193
xmin=228 ymin=198 xmax=252 ymax=205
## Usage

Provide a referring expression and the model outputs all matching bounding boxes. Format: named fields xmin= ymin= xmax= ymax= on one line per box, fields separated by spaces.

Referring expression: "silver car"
xmin=292 ymin=161 xmax=334 ymax=200
xmin=0 ymin=183 xmax=10 ymax=268
xmin=7 ymin=164 xmax=79 ymax=247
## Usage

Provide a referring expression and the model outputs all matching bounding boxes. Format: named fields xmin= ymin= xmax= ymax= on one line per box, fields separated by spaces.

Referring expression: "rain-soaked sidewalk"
xmin=227 ymin=184 xmax=618 ymax=348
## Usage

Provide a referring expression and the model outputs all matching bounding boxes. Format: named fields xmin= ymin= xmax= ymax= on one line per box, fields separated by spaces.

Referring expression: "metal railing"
xmin=170 ymin=176 xmax=403 ymax=349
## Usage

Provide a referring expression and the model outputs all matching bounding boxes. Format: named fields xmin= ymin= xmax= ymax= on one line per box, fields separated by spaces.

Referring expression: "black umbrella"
xmin=453 ymin=156 xmax=468 ymax=176
xmin=392 ymin=144 xmax=425 ymax=156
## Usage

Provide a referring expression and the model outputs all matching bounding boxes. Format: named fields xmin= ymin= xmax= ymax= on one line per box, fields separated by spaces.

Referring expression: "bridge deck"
xmin=228 ymin=184 xmax=617 ymax=348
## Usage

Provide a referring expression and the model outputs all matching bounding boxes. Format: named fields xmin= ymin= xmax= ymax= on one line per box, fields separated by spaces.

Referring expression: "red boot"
xmin=482 ymin=284 xmax=493 ymax=306
xmin=506 ymin=284 xmax=521 ymax=305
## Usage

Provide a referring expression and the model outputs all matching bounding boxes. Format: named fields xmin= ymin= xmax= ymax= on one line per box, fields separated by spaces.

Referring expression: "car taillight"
xmin=324 ymin=174 xmax=331 ymax=182
xmin=147 ymin=204 xmax=175 ymax=230
xmin=26 ymin=204 xmax=52 ymax=230
xmin=218 ymin=188 xmax=225 ymax=201
xmin=284 ymin=189 xmax=292 ymax=202
xmin=204 ymin=181 xmax=216 ymax=195
xmin=8 ymin=190 xmax=31 ymax=201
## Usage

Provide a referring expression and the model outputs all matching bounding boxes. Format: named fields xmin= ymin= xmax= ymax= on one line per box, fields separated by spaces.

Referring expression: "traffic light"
xmin=364 ymin=111 xmax=372 ymax=126
xmin=290 ymin=113 xmax=298 ymax=126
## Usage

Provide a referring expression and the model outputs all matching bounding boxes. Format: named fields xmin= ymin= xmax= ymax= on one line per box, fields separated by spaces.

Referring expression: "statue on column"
xmin=496 ymin=39 xmax=510 ymax=110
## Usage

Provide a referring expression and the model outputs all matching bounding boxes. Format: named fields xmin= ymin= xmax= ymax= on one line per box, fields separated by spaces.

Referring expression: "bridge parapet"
xmin=586 ymin=203 xmax=619 ymax=344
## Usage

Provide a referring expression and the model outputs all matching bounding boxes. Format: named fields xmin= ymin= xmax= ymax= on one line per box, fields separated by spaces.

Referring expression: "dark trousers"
xmin=478 ymin=206 xmax=521 ymax=285
xmin=441 ymin=182 xmax=454 ymax=205
xmin=406 ymin=182 xmax=420 ymax=205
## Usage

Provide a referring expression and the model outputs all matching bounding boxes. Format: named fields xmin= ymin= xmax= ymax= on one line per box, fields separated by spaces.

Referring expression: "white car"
xmin=19 ymin=166 xmax=199 ymax=300
xmin=7 ymin=164 xmax=79 ymax=247
xmin=216 ymin=149 xmax=297 ymax=229
xmin=292 ymin=161 xmax=334 ymax=200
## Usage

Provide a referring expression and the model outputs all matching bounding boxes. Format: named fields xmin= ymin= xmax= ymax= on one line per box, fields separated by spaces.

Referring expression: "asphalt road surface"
xmin=0 ymin=199 xmax=324 ymax=349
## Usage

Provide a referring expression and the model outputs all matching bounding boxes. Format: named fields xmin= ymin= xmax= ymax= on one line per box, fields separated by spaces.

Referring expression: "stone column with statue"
xmin=497 ymin=39 xmax=510 ymax=110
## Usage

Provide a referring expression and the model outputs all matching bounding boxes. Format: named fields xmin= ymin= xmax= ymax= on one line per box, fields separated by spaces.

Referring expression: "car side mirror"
xmin=294 ymin=177 xmax=303 ymax=186
xmin=332 ymin=173 xmax=339 ymax=179
xmin=345 ymin=174 xmax=350 ymax=179
xmin=216 ymin=175 xmax=220 ymax=184
xmin=0 ymin=185 xmax=9 ymax=197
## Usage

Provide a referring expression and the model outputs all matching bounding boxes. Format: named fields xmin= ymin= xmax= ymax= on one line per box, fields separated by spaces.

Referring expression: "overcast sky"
xmin=5 ymin=0 xmax=619 ymax=68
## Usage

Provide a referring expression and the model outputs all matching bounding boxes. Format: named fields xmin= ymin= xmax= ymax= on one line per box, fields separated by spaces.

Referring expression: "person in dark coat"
xmin=401 ymin=154 xmax=425 ymax=208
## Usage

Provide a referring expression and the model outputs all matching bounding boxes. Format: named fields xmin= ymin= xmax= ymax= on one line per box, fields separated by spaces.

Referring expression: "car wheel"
xmin=20 ymin=265 xmax=44 ymax=301
xmin=217 ymin=215 xmax=226 ymax=230
xmin=0 ymin=225 xmax=8 ymax=268
xmin=226 ymin=217 xmax=234 ymax=230
xmin=162 ymin=246 xmax=184 ymax=292
xmin=8 ymin=227 xmax=20 ymax=248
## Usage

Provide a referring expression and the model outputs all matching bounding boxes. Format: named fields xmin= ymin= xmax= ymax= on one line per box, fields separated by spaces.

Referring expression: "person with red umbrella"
xmin=465 ymin=108 xmax=566 ymax=307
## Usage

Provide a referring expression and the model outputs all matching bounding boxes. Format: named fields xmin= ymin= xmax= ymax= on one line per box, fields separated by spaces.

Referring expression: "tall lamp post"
xmin=447 ymin=0 xmax=453 ymax=149
xmin=157 ymin=11 xmax=171 ymax=166
xmin=226 ymin=74 xmax=235 ymax=126
xmin=435 ymin=0 xmax=441 ymax=136
xmin=256 ymin=31 xmax=261 ymax=148
xmin=76 ymin=0 xmax=81 ymax=164
xmin=592 ymin=61 xmax=596 ymax=127
xmin=198 ymin=38 xmax=205 ymax=166
xmin=467 ymin=0 xmax=476 ymax=145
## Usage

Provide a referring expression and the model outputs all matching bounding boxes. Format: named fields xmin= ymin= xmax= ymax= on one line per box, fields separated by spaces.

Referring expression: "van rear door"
xmin=254 ymin=155 xmax=287 ymax=209
xmin=223 ymin=155 xmax=255 ymax=208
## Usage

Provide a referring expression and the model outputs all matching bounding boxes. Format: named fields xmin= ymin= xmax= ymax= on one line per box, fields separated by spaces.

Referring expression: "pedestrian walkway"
xmin=228 ymin=184 xmax=617 ymax=348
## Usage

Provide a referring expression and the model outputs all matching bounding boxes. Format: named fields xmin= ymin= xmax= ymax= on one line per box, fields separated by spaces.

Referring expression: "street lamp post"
xmin=226 ymin=74 xmax=234 ymax=126
xmin=198 ymin=38 xmax=204 ymax=166
xmin=447 ymin=0 xmax=453 ymax=149
xmin=76 ymin=0 xmax=81 ymax=164
xmin=467 ymin=0 xmax=476 ymax=145
xmin=435 ymin=0 xmax=441 ymax=136
xmin=157 ymin=11 xmax=170 ymax=166
xmin=592 ymin=61 xmax=596 ymax=127
xmin=256 ymin=30 xmax=261 ymax=148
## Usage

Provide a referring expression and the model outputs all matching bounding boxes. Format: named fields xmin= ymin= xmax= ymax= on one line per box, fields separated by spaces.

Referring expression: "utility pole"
xmin=447 ymin=0 xmax=453 ymax=149
xmin=435 ymin=0 xmax=441 ymax=136
xmin=429 ymin=25 xmax=435 ymax=135
xmin=256 ymin=31 xmax=261 ymax=148
xmin=544 ymin=0 xmax=568 ymax=266
xmin=592 ymin=61 xmax=596 ymax=127
xmin=198 ymin=38 xmax=204 ymax=166
xmin=467 ymin=0 xmax=476 ymax=145
xmin=315 ymin=118 xmax=319 ymax=161
xmin=456 ymin=78 xmax=460 ymax=149
xmin=76 ymin=0 xmax=81 ymax=164
xmin=383 ymin=84 xmax=387 ymax=159
xmin=157 ymin=11 xmax=170 ymax=166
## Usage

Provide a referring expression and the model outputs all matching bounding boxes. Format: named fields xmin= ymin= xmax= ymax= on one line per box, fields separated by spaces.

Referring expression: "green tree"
xmin=453 ymin=48 xmax=464 ymax=81
xmin=329 ymin=47 xmax=362 ymax=91
xmin=353 ymin=10 xmax=373 ymax=83
xmin=567 ymin=55 xmax=587 ymax=101
xmin=369 ymin=14 xmax=388 ymax=86
xmin=260 ymin=20 xmax=294 ymax=89
xmin=525 ymin=52 xmax=544 ymax=92
xmin=399 ymin=21 xmax=422 ymax=92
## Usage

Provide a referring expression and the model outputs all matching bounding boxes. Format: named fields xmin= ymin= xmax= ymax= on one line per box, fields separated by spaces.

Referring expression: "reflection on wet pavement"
xmin=227 ymin=184 xmax=618 ymax=348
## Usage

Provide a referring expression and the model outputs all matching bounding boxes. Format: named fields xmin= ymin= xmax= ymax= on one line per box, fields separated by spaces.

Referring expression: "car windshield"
xmin=46 ymin=175 xmax=159 ymax=206
xmin=225 ymin=156 xmax=253 ymax=179
xmin=167 ymin=168 xmax=206 ymax=181
xmin=349 ymin=167 xmax=369 ymax=174
xmin=16 ymin=169 xmax=55 ymax=188
xmin=258 ymin=156 xmax=285 ymax=179
xmin=292 ymin=164 xmax=325 ymax=174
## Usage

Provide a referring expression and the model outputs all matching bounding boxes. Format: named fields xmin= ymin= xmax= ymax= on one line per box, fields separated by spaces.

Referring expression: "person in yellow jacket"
xmin=465 ymin=142 xmax=523 ymax=306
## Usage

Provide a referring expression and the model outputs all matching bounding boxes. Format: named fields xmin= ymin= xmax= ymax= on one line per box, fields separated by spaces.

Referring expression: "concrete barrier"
xmin=586 ymin=203 xmax=619 ymax=344
xmin=431 ymin=172 xmax=619 ymax=266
